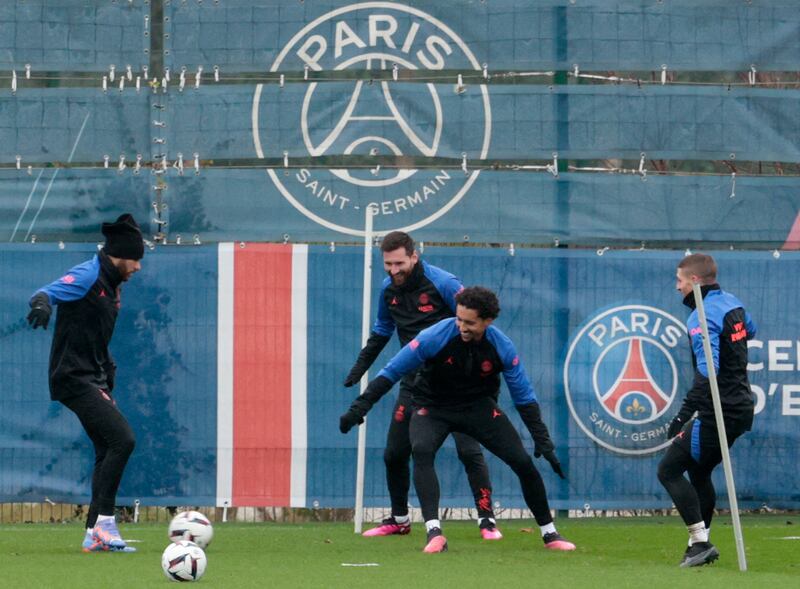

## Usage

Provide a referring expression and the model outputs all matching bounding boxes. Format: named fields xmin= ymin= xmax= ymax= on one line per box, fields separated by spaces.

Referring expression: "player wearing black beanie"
xmin=27 ymin=213 xmax=145 ymax=553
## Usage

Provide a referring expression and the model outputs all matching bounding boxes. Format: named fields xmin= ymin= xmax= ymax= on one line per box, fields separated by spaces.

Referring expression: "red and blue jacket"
xmin=679 ymin=284 xmax=757 ymax=427
xmin=30 ymin=251 xmax=122 ymax=400
xmin=377 ymin=318 xmax=539 ymax=409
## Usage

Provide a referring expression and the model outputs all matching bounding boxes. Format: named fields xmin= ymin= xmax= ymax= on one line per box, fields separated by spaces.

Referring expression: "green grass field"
xmin=1 ymin=515 xmax=798 ymax=588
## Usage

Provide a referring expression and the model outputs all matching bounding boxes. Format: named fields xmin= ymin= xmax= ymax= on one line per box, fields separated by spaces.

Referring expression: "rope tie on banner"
xmin=729 ymin=172 xmax=736 ymax=198
xmin=283 ymin=151 xmax=289 ymax=168
xmin=455 ymin=73 xmax=466 ymax=94
xmin=175 ymin=153 xmax=185 ymax=175
xmin=134 ymin=154 xmax=142 ymax=174
xmin=193 ymin=153 xmax=200 ymax=175
xmin=143 ymin=65 xmax=149 ymax=80
xmin=748 ymin=65 xmax=757 ymax=86
xmin=370 ymin=147 xmax=380 ymax=175
xmin=117 ymin=154 xmax=126 ymax=173
xmin=214 ymin=65 xmax=220 ymax=82
xmin=661 ymin=64 xmax=667 ymax=85
xmin=136 ymin=76 xmax=141 ymax=92
xmin=179 ymin=66 xmax=186 ymax=92
xmin=392 ymin=63 xmax=398 ymax=81
xmin=11 ymin=69 xmax=17 ymax=94
xmin=195 ymin=65 xmax=203 ymax=89
xmin=546 ymin=153 xmax=559 ymax=177
xmin=15 ymin=155 xmax=21 ymax=170
xmin=126 ymin=65 xmax=133 ymax=81
xmin=461 ymin=152 xmax=468 ymax=175
xmin=109 ymin=64 xmax=115 ymax=82
xmin=25 ymin=64 xmax=31 ymax=79
xmin=638 ymin=153 xmax=647 ymax=180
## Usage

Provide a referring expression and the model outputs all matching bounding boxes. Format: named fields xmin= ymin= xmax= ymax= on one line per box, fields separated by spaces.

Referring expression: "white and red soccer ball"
xmin=161 ymin=540 xmax=207 ymax=582
xmin=168 ymin=510 xmax=214 ymax=550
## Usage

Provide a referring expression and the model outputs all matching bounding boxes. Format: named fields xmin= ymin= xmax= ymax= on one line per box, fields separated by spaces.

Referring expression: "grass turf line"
xmin=0 ymin=515 xmax=797 ymax=588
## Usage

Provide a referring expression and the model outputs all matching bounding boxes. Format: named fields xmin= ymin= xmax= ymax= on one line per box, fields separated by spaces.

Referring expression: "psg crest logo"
xmin=563 ymin=305 xmax=689 ymax=455
xmin=252 ymin=2 xmax=491 ymax=236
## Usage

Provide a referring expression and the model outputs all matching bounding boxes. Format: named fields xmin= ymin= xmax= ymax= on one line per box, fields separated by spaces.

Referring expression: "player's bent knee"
xmin=115 ymin=432 xmax=136 ymax=457
xmin=657 ymin=459 xmax=680 ymax=485
xmin=411 ymin=448 xmax=436 ymax=467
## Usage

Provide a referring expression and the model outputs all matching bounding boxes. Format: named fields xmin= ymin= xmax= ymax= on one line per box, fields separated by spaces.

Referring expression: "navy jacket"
xmin=355 ymin=319 xmax=554 ymax=453
xmin=345 ymin=259 xmax=463 ymax=382
xmin=679 ymin=284 xmax=757 ymax=427
xmin=377 ymin=318 xmax=539 ymax=409
xmin=373 ymin=259 xmax=463 ymax=346
xmin=31 ymin=251 xmax=122 ymax=400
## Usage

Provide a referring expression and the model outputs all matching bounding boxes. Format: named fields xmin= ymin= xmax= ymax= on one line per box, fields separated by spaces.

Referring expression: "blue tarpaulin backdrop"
xmin=1 ymin=246 xmax=798 ymax=509
xmin=0 ymin=1 xmax=798 ymax=508
xmin=0 ymin=1 xmax=798 ymax=245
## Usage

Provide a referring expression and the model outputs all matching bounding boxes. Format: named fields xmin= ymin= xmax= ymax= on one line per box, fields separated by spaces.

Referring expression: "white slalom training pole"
xmin=692 ymin=282 xmax=747 ymax=572
xmin=354 ymin=206 xmax=376 ymax=534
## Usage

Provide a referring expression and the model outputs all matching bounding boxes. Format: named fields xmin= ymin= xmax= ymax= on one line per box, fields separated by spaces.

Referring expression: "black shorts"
xmin=671 ymin=416 xmax=748 ymax=468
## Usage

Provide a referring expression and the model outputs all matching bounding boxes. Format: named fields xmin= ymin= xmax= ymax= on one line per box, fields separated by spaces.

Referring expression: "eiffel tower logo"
xmin=599 ymin=338 xmax=670 ymax=421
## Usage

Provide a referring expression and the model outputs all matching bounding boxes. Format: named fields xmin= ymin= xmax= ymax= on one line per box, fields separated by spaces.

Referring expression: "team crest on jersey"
xmin=563 ymin=305 xmax=689 ymax=455
xmin=252 ymin=2 xmax=491 ymax=236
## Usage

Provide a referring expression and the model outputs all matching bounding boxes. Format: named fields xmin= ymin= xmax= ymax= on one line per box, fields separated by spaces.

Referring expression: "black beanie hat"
xmin=102 ymin=213 xmax=145 ymax=260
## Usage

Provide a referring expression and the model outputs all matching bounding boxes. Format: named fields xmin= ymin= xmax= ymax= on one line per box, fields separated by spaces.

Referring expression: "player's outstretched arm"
xmin=343 ymin=332 xmax=391 ymax=387
xmin=27 ymin=292 xmax=52 ymax=329
xmin=27 ymin=258 xmax=99 ymax=330
xmin=339 ymin=376 xmax=394 ymax=433
xmin=517 ymin=402 xmax=566 ymax=479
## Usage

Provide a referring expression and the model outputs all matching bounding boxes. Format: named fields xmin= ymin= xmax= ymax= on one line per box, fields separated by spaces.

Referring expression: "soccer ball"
xmin=168 ymin=510 xmax=214 ymax=549
xmin=161 ymin=541 xmax=207 ymax=582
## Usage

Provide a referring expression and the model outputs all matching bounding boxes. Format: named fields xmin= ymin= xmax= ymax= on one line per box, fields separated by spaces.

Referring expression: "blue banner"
xmin=3 ymin=169 xmax=799 ymax=247
xmin=0 ymin=1 xmax=798 ymax=246
xmin=165 ymin=1 xmax=800 ymax=72
xmin=0 ymin=244 xmax=218 ymax=506
xmin=0 ymin=1 xmax=147 ymax=72
xmin=2 ymin=246 xmax=799 ymax=509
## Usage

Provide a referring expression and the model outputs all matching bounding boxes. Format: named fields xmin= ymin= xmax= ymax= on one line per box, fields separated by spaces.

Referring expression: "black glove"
xmin=667 ymin=416 xmax=684 ymax=438
xmin=339 ymin=397 xmax=372 ymax=433
xmin=27 ymin=292 xmax=52 ymax=330
xmin=344 ymin=333 xmax=391 ymax=387
xmin=540 ymin=449 xmax=566 ymax=479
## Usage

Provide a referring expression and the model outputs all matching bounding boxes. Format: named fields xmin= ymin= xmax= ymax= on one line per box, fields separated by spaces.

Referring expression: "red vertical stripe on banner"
xmin=233 ymin=244 xmax=293 ymax=505
xmin=782 ymin=212 xmax=800 ymax=250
